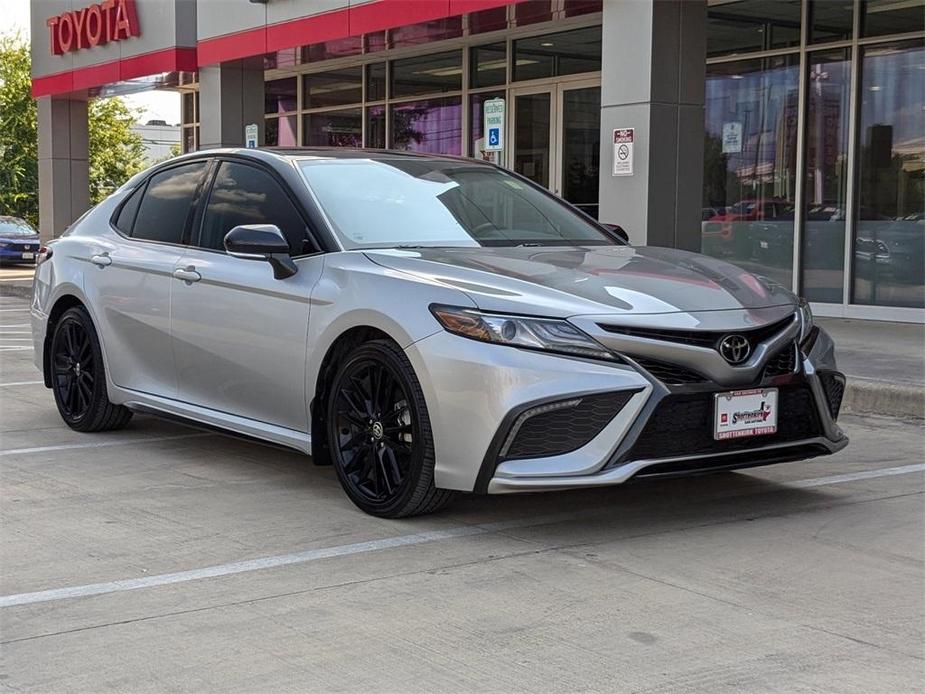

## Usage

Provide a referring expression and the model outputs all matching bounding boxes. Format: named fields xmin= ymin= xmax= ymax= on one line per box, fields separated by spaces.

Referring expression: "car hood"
xmin=0 ymin=234 xmax=39 ymax=242
xmin=364 ymin=245 xmax=797 ymax=317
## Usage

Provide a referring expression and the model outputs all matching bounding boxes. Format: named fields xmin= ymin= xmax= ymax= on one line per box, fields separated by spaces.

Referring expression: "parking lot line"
xmin=0 ymin=381 xmax=44 ymax=387
xmin=1 ymin=462 xmax=921 ymax=610
xmin=0 ymin=432 xmax=211 ymax=457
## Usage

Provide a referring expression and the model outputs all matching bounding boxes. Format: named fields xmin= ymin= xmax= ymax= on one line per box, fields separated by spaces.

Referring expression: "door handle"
xmin=173 ymin=266 xmax=201 ymax=284
xmin=90 ymin=253 xmax=112 ymax=268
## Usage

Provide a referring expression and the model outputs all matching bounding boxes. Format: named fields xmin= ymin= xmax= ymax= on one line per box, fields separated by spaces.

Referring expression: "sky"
xmin=5 ymin=0 xmax=181 ymax=124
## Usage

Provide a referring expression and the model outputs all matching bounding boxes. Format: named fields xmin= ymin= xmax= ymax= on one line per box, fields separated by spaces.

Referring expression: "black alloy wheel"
xmin=50 ymin=307 xmax=132 ymax=432
xmin=327 ymin=340 xmax=454 ymax=517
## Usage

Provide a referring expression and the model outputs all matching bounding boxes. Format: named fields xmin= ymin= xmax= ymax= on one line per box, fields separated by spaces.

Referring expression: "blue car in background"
xmin=0 ymin=217 xmax=41 ymax=265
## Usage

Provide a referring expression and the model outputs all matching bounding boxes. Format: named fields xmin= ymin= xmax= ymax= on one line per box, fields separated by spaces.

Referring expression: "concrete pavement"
xmin=1 ymin=292 xmax=923 ymax=692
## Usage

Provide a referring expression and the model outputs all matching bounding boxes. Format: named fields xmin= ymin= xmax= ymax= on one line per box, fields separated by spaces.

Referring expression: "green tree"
xmin=0 ymin=33 xmax=146 ymax=226
xmin=88 ymin=98 xmax=146 ymax=204
xmin=0 ymin=33 xmax=38 ymax=225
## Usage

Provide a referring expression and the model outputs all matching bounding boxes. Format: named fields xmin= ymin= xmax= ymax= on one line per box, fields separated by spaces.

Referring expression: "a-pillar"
xmin=598 ymin=0 xmax=706 ymax=250
xmin=37 ymin=96 xmax=90 ymax=242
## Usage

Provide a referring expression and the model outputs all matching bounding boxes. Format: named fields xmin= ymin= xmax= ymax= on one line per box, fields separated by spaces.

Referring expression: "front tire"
xmin=50 ymin=306 xmax=133 ymax=432
xmin=326 ymin=339 xmax=454 ymax=518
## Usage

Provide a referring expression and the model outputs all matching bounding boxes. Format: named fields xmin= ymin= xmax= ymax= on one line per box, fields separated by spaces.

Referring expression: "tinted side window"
xmin=114 ymin=185 xmax=144 ymax=234
xmin=199 ymin=162 xmax=310 ymax=254
xmin=132 ymin=162 xmax=207 ymax=244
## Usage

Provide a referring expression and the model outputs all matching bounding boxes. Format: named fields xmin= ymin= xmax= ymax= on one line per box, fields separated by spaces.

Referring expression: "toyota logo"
xmin=719 ymin=334 xmax=751 ymax=364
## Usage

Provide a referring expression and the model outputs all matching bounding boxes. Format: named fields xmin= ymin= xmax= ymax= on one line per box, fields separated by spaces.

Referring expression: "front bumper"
xmin=406 ymin=326 xmax=847 ymax=494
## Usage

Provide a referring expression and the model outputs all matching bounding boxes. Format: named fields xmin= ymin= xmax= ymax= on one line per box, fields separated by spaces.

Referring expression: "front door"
xmin=511 ymin=81 xmax=601 ymax=219
xmin=170 ymin=160 xmax=323 ymax=432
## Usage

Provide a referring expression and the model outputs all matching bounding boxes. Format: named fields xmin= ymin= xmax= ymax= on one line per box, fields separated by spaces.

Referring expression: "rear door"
xmin=170 ymin=159 xmax=324 ymax=431
xmin=86 ymin=160 xmax=208 ymax=397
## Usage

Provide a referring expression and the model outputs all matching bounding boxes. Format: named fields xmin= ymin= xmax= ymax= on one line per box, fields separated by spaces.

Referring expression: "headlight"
xmin=430 ymin=305 xmax=616 ymax=361
xmin=798 ymin=298 xmax=814 ymax=345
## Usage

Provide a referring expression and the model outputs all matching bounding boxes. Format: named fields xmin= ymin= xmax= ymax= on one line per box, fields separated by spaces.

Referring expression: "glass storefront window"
xmin=701 ymin=56 xmax=800 ymax=289
xmin=852 ymin=40 xmax=925 ymax=308
xmin=515 ymin=1 xmax=553 ymax=27
xmin=862 ymin=0 xmax=925 ymax=37
xmin=809 ymin=0 xmax=854 ymax=43
xmin=707 ymin=0 xmax=802 ymax=58
xmin=513 ymin=26 xmax=602 ymax=82
xmin=470 ymin=43 xmax=507 ymax=88
xmin=366 ymin=63 xmax=386 ymax=101
xmin=265 ymin=115 xmax=297 ymax=147
xmin=265 ymin=78 xmax=297 ymax=115
xmin=561 ymin=86 xmax=601 ymax=220
xmin=304 ymin=109 xmax=362 ymax=147
xmin=366 ymin=105 xmax=386 ymax=148
xmin=564 ymin=1 xmax=603 ymax=18
xmin=390 ymin=98 xmax=462 ymax=155
xmin=264 ymin=48 xmax=298 ymax=70
xmin=365 ymin=31 xmax=386 ymax=54
xmin=302 ymin=36 xmax=362 ymax=63
xmin=391 ymin=51 xmax=463 ymax=98
xmin=469 ymin=91 xmax=505 ymax=158
xmin=390 ymin=18 xmax=462 ymax=49
xmin=801 ymin=49 xmax=851 ymax=303
xmin=303 ymin=67 xmax=363 ymax=109
xmin=469 ymin=7 xmax=507 ymax=34
xmin=182 ymin=92 xmax=195 ymax=123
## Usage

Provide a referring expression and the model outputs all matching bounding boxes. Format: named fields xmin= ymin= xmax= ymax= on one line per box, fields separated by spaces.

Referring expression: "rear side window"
xmin=114 ymin=185 xmax=144 ymax=234
xmin=198 ymin=162 xmax=311 ymax=254
xmin=131 ymin=162 xmax=207 ymax=244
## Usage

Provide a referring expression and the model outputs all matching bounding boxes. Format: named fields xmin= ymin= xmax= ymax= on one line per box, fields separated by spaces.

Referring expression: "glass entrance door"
xmin=511 ymin=82 xmax=601 ymax=218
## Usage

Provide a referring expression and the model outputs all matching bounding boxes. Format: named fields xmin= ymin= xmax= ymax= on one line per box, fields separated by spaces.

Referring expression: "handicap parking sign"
xmin=488 ymin=128 xmax=500 ymax=147
xmin=483 ymin=98 xmax=505 ymax=152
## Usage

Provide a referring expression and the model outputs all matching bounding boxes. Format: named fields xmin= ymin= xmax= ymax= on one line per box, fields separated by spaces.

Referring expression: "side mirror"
xmin=602 ymin=223 xmax=630 ymax=244
xmin=224 ymin=224 xmax=298 ymax=280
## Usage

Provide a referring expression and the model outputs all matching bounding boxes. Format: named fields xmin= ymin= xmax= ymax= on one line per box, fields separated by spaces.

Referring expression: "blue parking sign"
xmin=488 ymin=128 xmax=500 ymax=147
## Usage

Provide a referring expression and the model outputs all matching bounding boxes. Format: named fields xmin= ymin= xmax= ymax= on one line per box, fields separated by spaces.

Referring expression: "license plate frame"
xmin=713 ymin=388 xmax=778 ymax=441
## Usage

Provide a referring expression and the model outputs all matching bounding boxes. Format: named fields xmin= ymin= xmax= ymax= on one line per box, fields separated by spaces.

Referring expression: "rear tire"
xmin=50 ymin=306 xmax=133 ymax=432
xmin=326 ymin=339 xmax=454 ymax=518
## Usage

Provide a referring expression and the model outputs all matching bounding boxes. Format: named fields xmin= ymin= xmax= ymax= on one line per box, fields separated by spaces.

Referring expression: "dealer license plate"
xmin=713 ymin=388 xmax=778 ymax=440
xmin=21 ymin=252 xmax=34 ymax=260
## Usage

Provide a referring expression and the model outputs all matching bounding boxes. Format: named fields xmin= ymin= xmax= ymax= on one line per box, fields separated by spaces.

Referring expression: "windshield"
xmin=0 ymin=218 xmax=37 ymax=237
xmin=298 ymin=158 xmax=618 ymax=249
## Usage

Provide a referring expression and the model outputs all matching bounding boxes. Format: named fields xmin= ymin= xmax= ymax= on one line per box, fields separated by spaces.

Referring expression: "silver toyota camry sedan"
xmin=31 ymin=148 xmax=848 ymax=517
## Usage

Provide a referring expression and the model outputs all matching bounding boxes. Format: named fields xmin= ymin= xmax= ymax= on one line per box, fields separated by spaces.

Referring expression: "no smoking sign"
xmin=612 ymin=128 xmax=634 ymax=176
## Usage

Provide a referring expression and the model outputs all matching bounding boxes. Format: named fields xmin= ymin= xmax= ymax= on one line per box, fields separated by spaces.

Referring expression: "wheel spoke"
xmin=340 ymin=388 xmax=369 ymax=421
xmin=375 ymin=447 xmax=394 ymax=496
xmin=338 ymin=430 xmax=367 ymax=453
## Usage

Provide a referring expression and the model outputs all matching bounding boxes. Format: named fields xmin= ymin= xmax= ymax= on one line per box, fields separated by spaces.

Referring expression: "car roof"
xmin=169 ymin=147 xmax=497 ymax=168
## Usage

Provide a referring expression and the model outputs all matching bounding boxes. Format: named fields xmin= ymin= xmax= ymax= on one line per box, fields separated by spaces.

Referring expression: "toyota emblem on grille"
xmin=719 ymin=334 xmax=751 ymax=364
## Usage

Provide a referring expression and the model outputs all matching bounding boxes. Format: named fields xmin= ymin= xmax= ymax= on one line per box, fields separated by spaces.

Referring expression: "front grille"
xmin=633 ymin=357 xmax=706 ymax=385
xmin=620 ymin=385 xmax=822 ymax=462
xmin=763 ymin=342 xmax=797 ymax=378
xmin=818 ymin=371 xmax=845 ymax=420
xmin=599 ymin=315 xmax=795 ymax=350
xmin=502 ymin=390 xmax=637 ymax=460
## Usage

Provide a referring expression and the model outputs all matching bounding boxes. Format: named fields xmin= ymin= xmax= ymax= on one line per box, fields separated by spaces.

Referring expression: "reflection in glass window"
xmin=853 ymin=41 xmax=925 ymax=308
xmin=801 ymin=50 xmax=851 ymax=303
xmin=390 ymin=98 xmax=461 ymax=155
xmin=706 ymin=0 xmax=801 ymax=57
xmin=390 ymin=17 xmax=462 ymax=48
xmin=470 ymin=43 xmax=507 ymax=88
xmin=469 ymin=91 xmax=505 ymax=158
xmin=862 ymin=0 xmax=925 ymax=37
xmin=515 ymin=1 xmax=553 ymax=26
xmin=809 ymin=0 xmax=854 ymax=43
xmin=132 ymin=162 xmax=207 ymax=245
xmin=391 ymin=51 xmax=462 ymax=98
xmin=304 ymin=109 xmax=362 ymax=148
xmin=366 ymin=106 xmax=386 ymax=148
xmin=264 ymin=78 xmax=297 ymax=115
xmin=199 ymin=162 xmax=309 ymax=254
xmin=469 ymin=6 xmax=507 ymax=34
xmin=366 ymin=63 xmax=386 ymax=101
xmin=564 ymin=1 xmax=603 ymax=18
xmin=302 ymin=36 xmax=362 ymax=63
xmin=701 ymin=56 xmax=800 ymax=290
xmin=513 ymin=26 xmax=602 ymax=82
xmin=265 ymin=116 xmax=297 ymax=147
xmin=303 ymin=68 xmax=362 ymax=109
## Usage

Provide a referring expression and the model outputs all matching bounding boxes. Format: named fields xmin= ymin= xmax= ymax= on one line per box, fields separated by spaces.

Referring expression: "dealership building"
xmin=30 ymin=0 xmax=924 ymax=321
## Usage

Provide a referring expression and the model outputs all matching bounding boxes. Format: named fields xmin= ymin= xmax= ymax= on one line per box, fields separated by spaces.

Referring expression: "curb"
xmin=3 ymin=281 xmax=922 ymax=419
xmin=842 ymin=379 xmax=925 ymax=420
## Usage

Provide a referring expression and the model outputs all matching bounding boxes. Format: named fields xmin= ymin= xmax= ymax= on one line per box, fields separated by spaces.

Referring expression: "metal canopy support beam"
xmin=37 ymin=96 xmax=90 ymax=242
xmin=198 ymin=58 xmax=265 ymax=150
xmin=598 ymin=0 xmax=706 ymax=250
